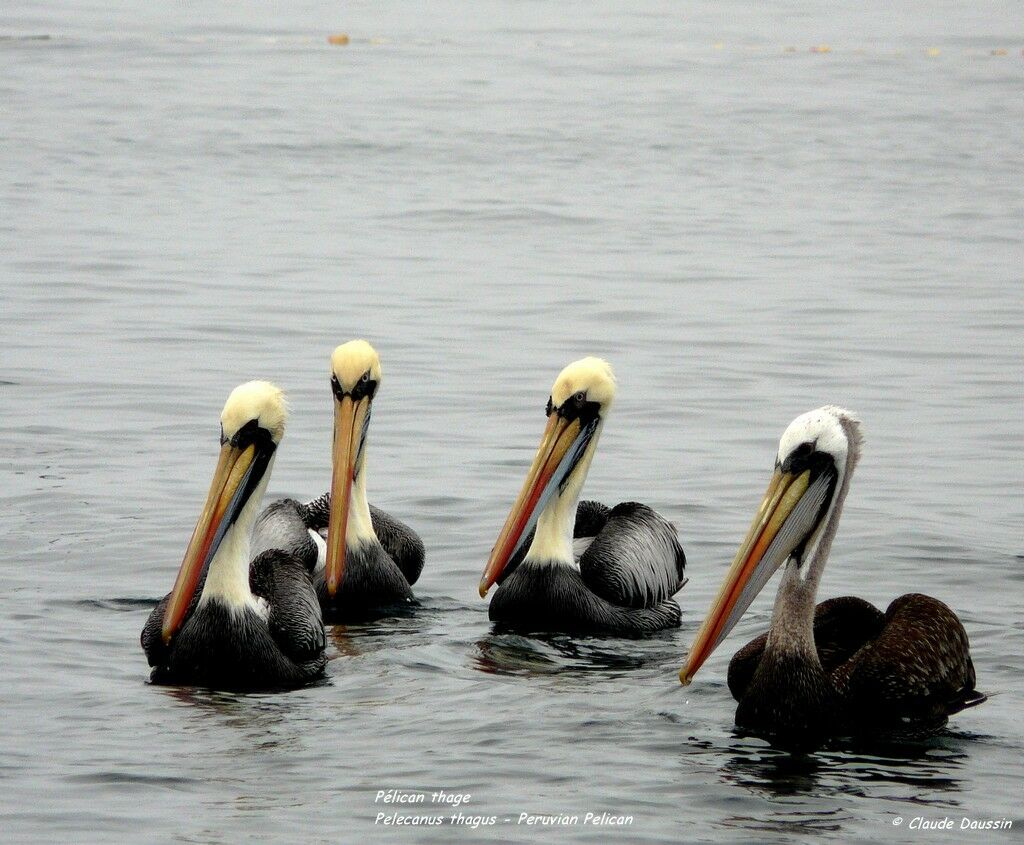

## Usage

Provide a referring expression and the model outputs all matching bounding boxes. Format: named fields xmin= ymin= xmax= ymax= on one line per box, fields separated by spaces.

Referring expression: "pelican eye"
xmin=350 ymin=372 xmax=378 ymax=402
xmin=791 ymin=441 xmax=815 ymax=461
xmin=782 ymin=439 xmax=827 ymax=476
xmin=781 ymin=441 xmax=814 ymax=471
xmin=333 ymin=370 xmax=378 ymax=401
xmin=557 ymin=391 xmax=600 ymax=424
xmin=330 ymin=373 xmax=345 ymax=402
xmin=229 ymin=418 xmax=273 ymax=449
xmin=545 ymin=396 xmax=554 ymax=417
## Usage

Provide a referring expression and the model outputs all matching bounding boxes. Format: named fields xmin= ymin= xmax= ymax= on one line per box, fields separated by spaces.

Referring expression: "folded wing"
xmin=579 ymin=501 xmax=686 ymax=609
xmin=369 ymin=505 xmax=425 ymax=586
xmin=727 ymin=595 xmax=884 ymax=701
xmin=249 ymin=549 xmax=325 ymax=664
xmin=832 ymin=593 xmax=986 ymax=727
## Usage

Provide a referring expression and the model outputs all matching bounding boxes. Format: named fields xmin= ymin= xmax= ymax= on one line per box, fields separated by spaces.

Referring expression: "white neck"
xmin=199 ymin=455 xmax=274 ymax=613
xmin=529 ymin=492 xmax=578 ymax=564
xmin=524 ymin=426 xmax=602 ymax=565
xmin=347 ymin=454 xmax=377 ymax=547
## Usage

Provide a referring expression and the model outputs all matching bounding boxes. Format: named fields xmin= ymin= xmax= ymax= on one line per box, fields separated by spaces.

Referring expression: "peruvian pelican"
xmin=681 ymin=406 xmax=985 ymax=748
xmin=479 ymin=358 xmax=686 ymax=635
xmin=252 ymin=341 xmax=424 ymax=622
xmin=141 ymin=381 xmax=326 ymax=690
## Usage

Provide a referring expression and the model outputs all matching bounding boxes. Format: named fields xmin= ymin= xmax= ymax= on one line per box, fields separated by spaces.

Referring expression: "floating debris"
xmin=990 ymin=48 xmax=1007 ymax=56
xmin=926 ymin=47 xmax=941 ymax=57
xmin=810 ymin=44 xmax=832 ymax=54
xmin=327 ymin=33 xmax=350 ymax=46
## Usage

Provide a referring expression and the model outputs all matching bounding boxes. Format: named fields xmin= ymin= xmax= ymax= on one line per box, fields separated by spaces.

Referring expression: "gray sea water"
xmin=2 ymin=2 xmax=1022 ymax=842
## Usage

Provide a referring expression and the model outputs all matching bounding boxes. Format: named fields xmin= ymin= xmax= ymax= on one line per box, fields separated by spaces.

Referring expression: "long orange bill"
xmin=479 ymin=414 xmax=586 ymax=597
xmin=325 ymin=394 xmax=370 ymax=597
xmin=679 ymin=468 xmax=812 ymax=685
xmin=161 ymin=441 xmax=260 ymax=644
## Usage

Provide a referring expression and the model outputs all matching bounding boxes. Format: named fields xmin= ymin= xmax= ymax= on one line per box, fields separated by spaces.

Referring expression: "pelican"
xmin=252 ymin=341 xmax=424 ymax=622
xmin=141 ymin=381 xmax=326 ymax=690
xmin=479 ymin=358 xmax=686 ymax=635
xmin=680 ymin=406 xmax=985 ymax=748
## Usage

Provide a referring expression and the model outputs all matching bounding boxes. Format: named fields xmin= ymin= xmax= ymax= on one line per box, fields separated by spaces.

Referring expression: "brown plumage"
xmin=681 ymin=407 xmax=985 ymax=750
xmin=728 ymin=594 xmax=984 ymax=746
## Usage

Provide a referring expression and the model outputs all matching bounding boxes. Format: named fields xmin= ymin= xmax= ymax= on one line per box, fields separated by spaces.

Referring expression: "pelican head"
xmin=479 ymin=357 xmax=616 ymax=597
xmin=161 ymin=381 xmax=287 ymax=644
xmin=325 ymin=340 xmax=382 ymax=597
xmin=680 ymin=405 xmax=861 ymax=684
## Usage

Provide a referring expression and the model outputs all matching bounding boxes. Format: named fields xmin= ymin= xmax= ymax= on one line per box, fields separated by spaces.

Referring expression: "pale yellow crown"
xmin=220 ymin=380 xmax=287 ymax=443
xmin=550 ymin=357 xmax=616 ymax=409
xmin=331 ymin=340 xmax=382 ymax=390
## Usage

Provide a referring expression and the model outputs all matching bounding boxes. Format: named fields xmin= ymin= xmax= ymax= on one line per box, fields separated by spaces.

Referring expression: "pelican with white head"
xmin=681 ymin=405 xmax=860 ymax=685
xmin=313 ymin=341 xmax=424 ymax=619
xmin=160 ymin=381 xmax=287 ymax=642
xmin=480 ymin=357 xmax=615 ymax=595
xmin=679 ymin=406 xmax=984 ymax=748
xmin=480 ymin=358 xmax=687 ymax=635
xmin=142 ymin=381 xmax=326 ymax=690
xmin=325 ymin=340 xmax=383 ymax=597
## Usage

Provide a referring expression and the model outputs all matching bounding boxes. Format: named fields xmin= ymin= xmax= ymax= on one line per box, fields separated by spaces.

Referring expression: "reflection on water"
xmin=326 ymin=607 xmax=433 ymax=658
xmin=472 ymin=631 xmax=670 ymax=677
xmin=2 ymin=0 xmax=1022 ymax=841
xmin=717 ymin=740 xmax=967 ymax=801
xmin=720 ymin=808 xmax=850 ymax=838
xmin=691 ymin=738 xmax=973 ymax=839
xmin=471 ymin=630 xmax=647 ymax=676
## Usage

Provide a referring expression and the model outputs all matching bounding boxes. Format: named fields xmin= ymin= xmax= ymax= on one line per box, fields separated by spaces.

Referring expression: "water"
xmin=2 ymin=2 xmax=1022 ymax=842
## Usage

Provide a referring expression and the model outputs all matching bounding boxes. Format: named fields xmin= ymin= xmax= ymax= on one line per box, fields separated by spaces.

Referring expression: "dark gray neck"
xmin=767 ymin=417 xmax=862 ymax=660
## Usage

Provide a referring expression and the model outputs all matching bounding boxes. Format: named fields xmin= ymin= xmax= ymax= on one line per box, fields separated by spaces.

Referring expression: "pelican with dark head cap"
xmin=681 ymin=406 xmax=985 ymax=749
xmin=141 ymin=381 xmax=326 ymax=690
xmin=480 ymin=358 xmax=686 ymax=635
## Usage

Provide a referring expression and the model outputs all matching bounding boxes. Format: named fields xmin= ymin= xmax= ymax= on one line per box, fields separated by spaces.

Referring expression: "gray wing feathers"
xmin=252 ymin=551 xmax=326 ymax=664
xmin=369 ymin=505 xmax=425 ymax=586
xmin=252 ymin=498 xmax=319 ymax=571
xmin=254 ymin=494 xmax=423 ymax=586
xmin=579 ymin=502 xmax=686 ymax=609
xmin=299 ymin=493 xmax=330 ymax=531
